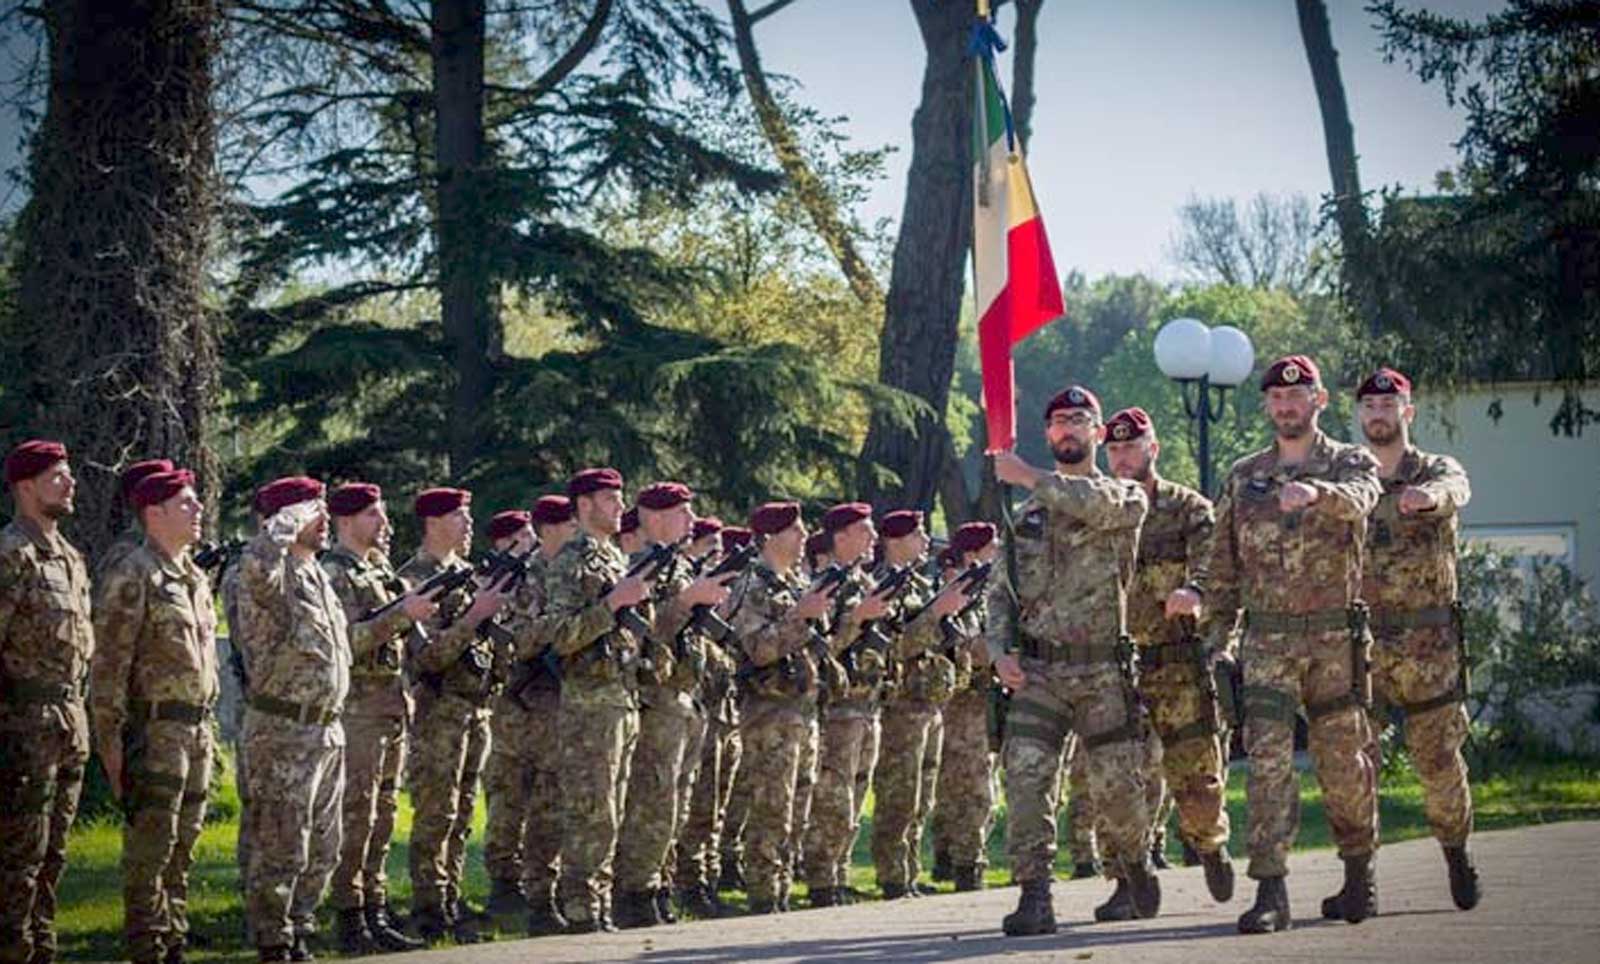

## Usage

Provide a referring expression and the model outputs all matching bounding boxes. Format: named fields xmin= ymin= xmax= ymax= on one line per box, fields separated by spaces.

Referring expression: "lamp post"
xmin=1153 ymin=318 xmax=1255 ymax=497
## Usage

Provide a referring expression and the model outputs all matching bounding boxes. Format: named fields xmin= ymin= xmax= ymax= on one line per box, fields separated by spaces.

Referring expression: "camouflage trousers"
xmin=0 ymin=704 xmax=88 ymax=964
xmin=677 ymin=717 xmax=740 ymax=893
xmin=871 ymin=700 xmax=941 ymax=890
xmin=122 ymin=718 xmax=215 ymax=962
xmin=789 ymin=710 xmax=819 ymax=880
xmin=718 ymin=736 xmax=752 ymax=877
xmin=407 ymin=694 xmax=491 ymax=912
xmin=1368 ymin=626 xmax=1472 ymax=846
xmin=1139 ymin=662 xmax=1230 ymax=855
xmin=802 ymin=702 xmax=879 ymax=889
xmin=932 ymin=688 xmax=996 ymax=869
xmin=242 ymin=716 xmax=342 ymax=950
xmin=233 ymin=735 xmax=252 ymax=907
xmin=1242 ymin=630 xmax=1377 ymax=879
xmin=737 ymin=700 xmax=810 ymax=903
xmin=329 ymin=711 xmax=406 ymax=911
xmin=482 ymin=687 xmax=562 ymax=901
xmin=615 ymin=691 xmax=702 ymax=893
xmin=1062 ymin=724 xmax=1166 ymax=865
xmin=557 ymin=687 xmax=638 ymax=925
xmin=1004 ymin=659 xmax=1151 ymax=884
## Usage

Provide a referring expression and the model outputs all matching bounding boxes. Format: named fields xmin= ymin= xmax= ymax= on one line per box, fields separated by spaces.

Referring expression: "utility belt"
xmin=1367 ymin=605 xmax=1455 ymax=632
xmin=564 ymin=630 xmax=645 ymax=688
xmin=1241 ymin=602 xmax=1372 ymax=725
xmin=1375 ymin=602 xmax=1470 ymax=716
xmin=1 ymin=672 xmax=88 ymax=707
xmin=1018 ymin=633 xmax=1122 ymax=666
xmin=1137 ymin=637 xmax=1207 ymax=671
xmin=126 ymin=697 xmax=215 ymax=727
xmin=417 ymin=642 xmax=497 ymax=706
xmin=249 ymin=692 xmax=341 ymax=727
xmin=738 ymin=650 xmax=815 ymax=701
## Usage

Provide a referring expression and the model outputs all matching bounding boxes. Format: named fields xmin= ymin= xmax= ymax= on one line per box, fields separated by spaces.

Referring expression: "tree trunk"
xmin=432 ymin=0 xmax=496 ymax=478
xmin=859 ymin=0 xmax=974 ymax=514
xmin=727 ymin=0 xmax=883 ymax=308
xmin=14 ymin=0 xmax=219 ymax=558
xmin=1295 ymin=0 xmax=1378 ymax=334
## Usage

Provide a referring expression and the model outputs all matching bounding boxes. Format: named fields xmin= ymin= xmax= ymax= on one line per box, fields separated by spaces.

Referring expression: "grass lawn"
xmin=54 ymin=750 xmax=1600 ymax=962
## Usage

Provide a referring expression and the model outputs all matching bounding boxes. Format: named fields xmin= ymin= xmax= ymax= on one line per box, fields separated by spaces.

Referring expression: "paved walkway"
xmin=376 ymin=820 xmax=1600 ymax=963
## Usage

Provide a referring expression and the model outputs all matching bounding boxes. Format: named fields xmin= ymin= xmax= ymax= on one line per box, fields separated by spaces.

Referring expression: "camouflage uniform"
xmin=1062 ymin=734 xmax=1098 ymax=867
xmin=91 ymin=543 xmax=220 ymax=963
xmin=1363 ymin=448 xmax=1473 ymax=845
xmin=218 ymin=559 xmax=253 ymax=901
xmin=397 ymin=550 xmax=496 ymax=920
xmin=614 ymin=548 xmax=722 ymax=905
xmin=94 ymin=526 xmax=143 ymax=583
xmin=322 ymin=546 xmax=414 ymax=915
xmin=482 ymin=556 xmax=564 ymax=907
xmin=544 ymin=531 xmax=645 ymax=928
xmin=236 ymin=532 xmax=404 ymax=949
xmin=1126 ymin=479 xmax=1230 ymax=857
xmin=986 ymin=470 xmax=1152 ymax=884
xmin=870 ymin=565 xmax=951 ymax=894
xmin=675 ymin=667 xmax=741 ymax=900
xmin=931 ymin=602 xmax=996 ymax=878
xmin=801 ymin=565 xmax=879 ymax=893
xmin=0 ymin=518 xmax=93 ymax=964
xmin=1209 ymin=431 xmax=1382 ymax=880
xmin=725 ymin=561 xmax=818 ymax=906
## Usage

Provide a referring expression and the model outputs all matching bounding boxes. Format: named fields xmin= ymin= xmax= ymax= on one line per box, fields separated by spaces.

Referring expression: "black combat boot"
xmin=932 ymin=849 xmax=953 ymax=882
xmin=370 ymin=899 xmax=409 ymax=933
xmin=1181 ymin=840 xmax=1202 ymax=867
xmin=288 ymin=934 xmax=315 ymax=962
xmin=1150 ymin=838 xmax=1172 ymax=870
xmin=1070 ymin=859 xmax=1102 ymax=880
xmin=1237 ymin=876 xmax=1292 ymax=934
xmin=364 ymin=904 xmax=424 ymax=952
xmin=447 ymin=904 xmax=489 ymax=945
xmin=953 ymin=864 xmax=985 ymax=893
xmin=1202 ymin=845 xmax=1236 ymax=902
xmin=913 ymin=880 xmax=939 ymax=896
xmin=335 ymin=908 xmax=378 ymax=955
xmin=525 ymin=893 xmax=569 ymax=937
xmin=678 ymin=883 xmax=721 ymax=918
xmin=747 ymin=897 xmax=780 ymax=914
xmin=1444 ymin=845 xmax=1480 ymax=911
xmin=1332 ymin=854 xmax=1377 ymax=924
xmin=880 ymin=882 xmax=911 ymax=900
xmin=718 ymin=855 xmax=746 ymax=892
xmin=612 ymin=890 xmax=661 ymax=929
xmin=486 ymin=878 xmax=525 ymax=917
xmin=257 ymin=947 xmax=291 ymax=964
xmin=654 ymin=887 xmax=679 ymax=924
xmin=1126 ymin=861 xmax=1162 ymax=919
xmin=1093 ymin=880 xmax=1135 ymax=922
xmin=161 ymin=938 xmax=187 ymax=964
xmin=410 ymin=904 xmax=450 ymax=944
xmin=808 ymin=886 xmax=837 ymax=908
xmin=1001 ymin=879 xmax=1057 ymax=937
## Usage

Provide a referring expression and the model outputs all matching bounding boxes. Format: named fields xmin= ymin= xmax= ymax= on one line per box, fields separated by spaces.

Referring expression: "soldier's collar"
xmin=14 ymin=515 xmax=61 ymax=555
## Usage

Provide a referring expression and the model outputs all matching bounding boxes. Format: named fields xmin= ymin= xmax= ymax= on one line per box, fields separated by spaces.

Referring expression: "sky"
xmin=0 ymin=0 xmax=1505 ymax=280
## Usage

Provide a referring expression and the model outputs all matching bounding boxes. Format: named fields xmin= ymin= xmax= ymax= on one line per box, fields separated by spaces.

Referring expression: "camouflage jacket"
xmin=941 ymin=592 xmax=989 ymax=691
xmin=985 ymin=468 xmax=1148 ymax=660
xmin=94 ymin=526 xmax=143 ymax=583
xmin=90 ymin=543 xmax=219 ymax=738
xmin=1363 ymin=446 xmax=1472 ymax=614
xmin=0 ymin=518 xmax=94 ymax=726
xmin=1127 ymin=478 xmax=1215 ymax=647
xmin=1209 ymin=430 xmax=1382 ymax=620
xmin=543 ymin=529 xmax=644 ymax=705
xmin=727 ymin=559 xmax=814 ymax=705
xmin=323 ymin=545 xmax=414 ymax=718
xmin=235 ymin=532 xmax=367 ymax=732
xmin=398 ymin=548 xmax=495 ymax=706
xmin=875 ymin=559 xmax=951 ymax=704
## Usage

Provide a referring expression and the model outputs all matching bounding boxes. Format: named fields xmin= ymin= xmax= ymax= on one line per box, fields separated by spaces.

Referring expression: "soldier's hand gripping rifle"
xmin=931 ymin=562 xmax=993 ymax=653
xmin=841 ymin=565 xmax=917 ymax=677
xmin=194 ymin=538 xmax=247 ymax=577
xmin=683 ymin=542 xmax=760 ymax=647
xmin=612 ymin=542 xmax=677 ymax=640
xmin=458 ymin=546 xmax=541 ymax=647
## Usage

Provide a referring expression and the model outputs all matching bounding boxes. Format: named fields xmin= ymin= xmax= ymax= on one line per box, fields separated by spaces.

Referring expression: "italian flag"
xmin=973 ymin=33 xmax=1064 ymax=453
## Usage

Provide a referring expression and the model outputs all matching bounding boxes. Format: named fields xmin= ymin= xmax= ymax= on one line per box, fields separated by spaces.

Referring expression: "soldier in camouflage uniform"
xmin=218 ymin=509 xmax=262 ymax=929
xmin=870 ymin=510 xmax=970 ymax=900
xmin=94 ymin=459 xmax=175 ymax=585
xmin=1355 ymin=367 xmax=1479 ymax=912
xmin=930 ymin=523 xmax=1001 ymax=892
xmin=0 ymin=441 xmax=93 ymax=964
xmin=480 ymin=498 xmax=577 ymax=936
xmin=320 ymin=483 xmax=427 ymax=953
xmin=987 ymin=386 xmax=1156 ymax=936
xmin=800 ymin=502 xmax=892 ymax=907
xmin=91 ymin=469 xmax=218 ymax=964
xmin=1208 ymin=355 xmax=1383 ymax=934
xmin=398 ymin=487 xmax=509 ymax=944
xmin=612 ymin=483 xmax=736 ymax=928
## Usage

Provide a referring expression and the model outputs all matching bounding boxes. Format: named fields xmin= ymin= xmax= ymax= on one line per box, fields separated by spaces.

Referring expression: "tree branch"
xmin=529 ymin=0 xmax=614 ymax=99
xmin=748 ymin=0 xmax=801 ymax=25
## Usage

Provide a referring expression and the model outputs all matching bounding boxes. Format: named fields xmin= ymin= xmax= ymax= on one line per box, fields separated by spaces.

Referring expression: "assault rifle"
xmin=684 ymin=542 xmax=761 ymax=644
xmin=193 ymin=538 xmax=246 ymax=576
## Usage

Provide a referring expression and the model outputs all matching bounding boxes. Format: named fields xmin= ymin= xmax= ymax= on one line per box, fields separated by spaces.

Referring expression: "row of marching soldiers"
xmin=0 ymin=350 xmax=1481 ymax=962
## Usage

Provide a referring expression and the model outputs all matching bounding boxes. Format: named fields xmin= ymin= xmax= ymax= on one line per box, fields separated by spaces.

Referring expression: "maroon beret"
xmin=879 ymin=510 xmax=924 ymax=540
xmin=952 ymin=521 xmax=998 ymax=555
xmin=487 ymin=510 xmax=532 ymax=542
xmin=1105 ymin=407 xmax=1154 ymax=443
xmin=4 ymin=439 xmax=69 ymax=486
xmin=1356 ymin=366 xmax=1412 ymax=400
xmin=619 ymin=507 xmax=640 ymax=534
xmin=131 ymin=469 xmax=195 ymax=509
xmin=568 ymin=467 xmax=623 ymax=498
xmin=120 ymin=459 xmax=175 ymax=501
xmin=721 ymin=527 xmax=754 ymax=552
xmin=530 ymin=495 xmax=575 ymax=527
xmin=804 ymin=531 xmax=829 ymax=561
xmin=415 ymin=487 xmax=471 ymax=519
xmin=255 ymin=476 xmax=325 ymax=517
xmin=749 ymin=501 xmax=801 ymax=536
xmin=328 ymin=483 xmax=382 ymax=517
xmin=1260 ymin=354 xmax=1321 ymax=391
xmin=637 ymin=481 xmax=694 ymax=511
xmin=821 ymin=501 xmax=872 ymax=533
xmin=692 ymin=516 xmax=724 ymax=541
xmin=1043 ymin=385 xmax=1101 ymax=420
